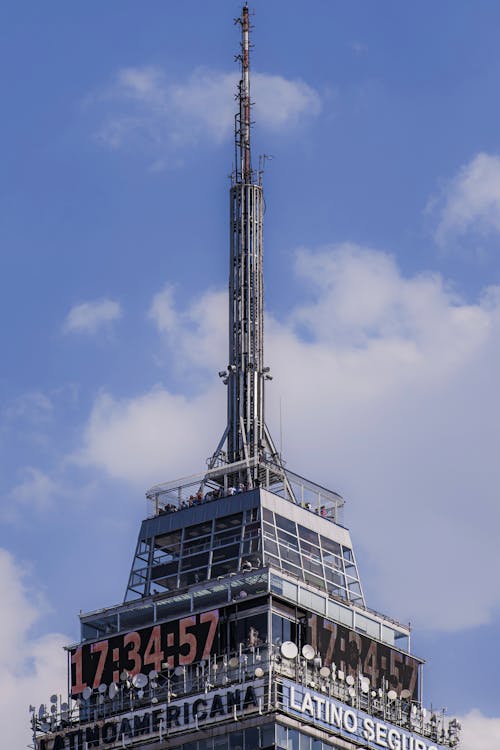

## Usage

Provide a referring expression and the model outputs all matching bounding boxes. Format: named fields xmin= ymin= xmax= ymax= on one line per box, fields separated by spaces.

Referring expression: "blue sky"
xmin=2 ymin=2 xmax=500 ymax=747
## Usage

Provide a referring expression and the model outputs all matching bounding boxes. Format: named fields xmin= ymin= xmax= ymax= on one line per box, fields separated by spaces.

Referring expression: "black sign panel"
xmin=308 ymin=614 xmax=419 ymax=700
xmin=71 ymin=610 xmax=219 ymax=696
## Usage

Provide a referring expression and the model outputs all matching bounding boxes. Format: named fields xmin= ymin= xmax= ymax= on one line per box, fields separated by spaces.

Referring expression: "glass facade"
xmin=173 ymin=724 xmax=343 ymax=750
xmin=262 ymin=508 xmax=364 ymax=606
xmin=128 ymin=507 xmax=261 ymax=598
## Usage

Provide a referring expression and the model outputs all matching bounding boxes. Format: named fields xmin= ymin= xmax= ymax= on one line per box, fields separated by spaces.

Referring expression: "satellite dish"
xmin=50 ymin=695 xmax=58 ymax=704
xmin=401 ymin=689 xmax=411 ymax=700
xmin=137 ymin=689 xmax=144 ymax=699
xmin=120 ymin=670 xmax=129 ymax=682
xmin=301 ymin=644 xmax=315 ymax=661
xmin=255 ymin=667 xmax=264 ymax=678
xmin=371 ymin=690 xmax=377 ymax=698
xmin=346 ymin=675 xmax=355 ymax=686
xmin=132 ymin=673 xmax=148 ymax=689
xmin=50 ymin=705 xmax=57 ymax=714
xmin=60 ymin=703 xmax=69 ymax=712
xmin=337 ymin=670 xmax=345 ymax=681
xmin=109 ymin=683 xmax=119 ymax=699
xmin=348 ymin=687 xmax=356 ymax=698
xmin=98 ymin=683 xmax=107 ymax=694
xmin=82 ymin=687 xmax=92 ymax=701
xmin=152 ymin=696 xmax=158 ymax=704
xmin=388 ymin=690 xmax=397 ymax=701
xmin=319 ymin=666 xmax=330 ymax=678
xmin=174 ymin=666 xmax=184 ymax=677
xmin=361 ymin=682 xmax=370 ymax=694
xmin=149 ymin=670 xmax=158 ymax=681
xmin=281 ymin=641 xmax=298 ymax=660
xmin=228 ymin=657 xmax=239 ymax=669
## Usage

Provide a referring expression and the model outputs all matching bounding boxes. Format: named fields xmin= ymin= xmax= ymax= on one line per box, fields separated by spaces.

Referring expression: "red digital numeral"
xmin=200 ymin=610 xmax=219 ymax=659
xmin=179 ymin=616 xmax=197 ymax=665
xmin=123 ymin=631 xmax=142 ymax=675
xmin=71 ymin=648 xmax=87 ymax=695
xmin=91 ymin=640 xmax=109 ymax=688
xmin=143 ymin=625 xmax=164 ymax=672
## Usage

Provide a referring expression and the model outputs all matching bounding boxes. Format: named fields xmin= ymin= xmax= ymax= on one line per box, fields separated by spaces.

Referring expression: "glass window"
xmin=277 ymin=529 xmax=299 ymax=549
xmin=300 ymin=540 xmax=321 ymax=561
xmin=260 ymin=723 xmax=275 ymax=748
xmin=213 ymin=544 xmax=240 ymax=563
xmin=263 ymin=521 xmax=277 ymax=539
xmin=215 ymin=513 xmax=243 ymax=531
xmin=229 ymin=730 xmax=243 ymax=750
xmin=181 ymin=552 xmax=209 ymax=570
xmin=264 ymin=552 xmax=281 ymax=568
xmin=213 ymin=737 xmax=227 ymax=750
xmin=275 ymin=514 xmax=296 ymax=535
xmin=244 ymin=727 xmax=259 ymax=749
xmin=320 ymin=536 xmax=341 ymax=556
xmin=211 ymin=561 xmax=239 ymax=578
xmin=299 ymin=733 xmax=311 ymax=750
xmin=298 ymin=525 xmax=319 ymax=546
xmin=279 ymin=545 xmax=301 ymax=567
xmin=395 ymin=630 xmax=409 ymax=651
xmin=289 ymin=729 xmax=299 ymax=750
xmin=264 ymin=539 xmax=279 ymax=557
xmin=276 ymin=723 xmax=288 ymax=749
xmin=303 ymin=571 xmax=325 ymax=590
xmin=381 ymin=624 xmax=396 ymax=646
xmin=263 ymin=508 xmax=274 ymax=523
xmin=185 ymin=522 xmax=212 ymax=539
xmin=342 ymin=546 xmax=353 ymax=561
xmin=356 ymin=613 xmax=380 ymax=638
xmin=281 ymin=560 xmax=302 ymax=578
xmin=299 ymin=588 xmax=325 ymax=614
xmin=155 ymin=530 xmax=181 ymax=555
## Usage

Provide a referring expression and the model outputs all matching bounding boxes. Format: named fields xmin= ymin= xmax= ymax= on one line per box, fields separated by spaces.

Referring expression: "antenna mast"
xmin=211 ymin=4 xmax=285 ymax=490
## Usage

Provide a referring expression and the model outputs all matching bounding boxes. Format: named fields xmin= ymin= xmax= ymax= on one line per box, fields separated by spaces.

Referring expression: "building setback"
xmin=31 ymin=6 xmax=460 ymax=750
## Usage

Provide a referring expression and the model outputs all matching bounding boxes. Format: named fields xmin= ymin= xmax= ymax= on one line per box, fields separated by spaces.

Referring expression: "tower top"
xmin=234 ymin=3 xmax=253 ymax=184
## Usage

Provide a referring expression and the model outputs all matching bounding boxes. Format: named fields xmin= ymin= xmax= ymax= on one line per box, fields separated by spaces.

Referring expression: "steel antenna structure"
xmin=210 ymin=4 xmax=286 ymax=491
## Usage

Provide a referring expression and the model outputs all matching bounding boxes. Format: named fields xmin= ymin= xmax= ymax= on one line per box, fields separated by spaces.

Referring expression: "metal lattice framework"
xmin=210 ymin=4 xmax=285 ymax=491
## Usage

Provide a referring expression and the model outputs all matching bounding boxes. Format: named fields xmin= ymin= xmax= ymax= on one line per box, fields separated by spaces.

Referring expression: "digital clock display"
xmin=70 ymin=609 xmax=219 ymax=695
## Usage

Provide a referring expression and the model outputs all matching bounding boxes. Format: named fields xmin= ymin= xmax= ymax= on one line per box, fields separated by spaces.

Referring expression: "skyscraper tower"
xmin=31 ymin=7 xmax=460 ymax=750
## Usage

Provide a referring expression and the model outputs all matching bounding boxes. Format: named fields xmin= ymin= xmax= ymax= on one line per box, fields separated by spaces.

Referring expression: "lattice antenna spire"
xmin=236 ymin=2 xmax=252 ymax=183
xmin=208 ymin=5 xmax=290 ymax=494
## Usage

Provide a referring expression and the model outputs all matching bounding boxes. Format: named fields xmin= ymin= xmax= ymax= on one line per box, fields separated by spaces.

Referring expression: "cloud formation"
xmin=0 ymin=549 xmax=68 ymax=749
xmin=459 ymin=710 xmax=500 ymax=750
xmin=79 ymin=244 xmax=500 ymax=632
xmin=63 ymin=299 xmax=122 ymax=335
xmin=434 ymin=152 xmax=500 ymax=245
xmin=91 ymin=66 xmax=321 ymax=165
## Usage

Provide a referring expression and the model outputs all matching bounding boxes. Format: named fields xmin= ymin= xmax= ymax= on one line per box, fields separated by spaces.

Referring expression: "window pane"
xmin=275 ymin=514 xmax=296 ymax=535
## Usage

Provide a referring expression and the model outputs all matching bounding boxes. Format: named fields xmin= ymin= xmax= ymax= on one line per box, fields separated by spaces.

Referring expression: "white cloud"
xmin=63 ymin=298 xmax=122 ymax=335
xmin=0 ymin=549 xmax=68 ymax=749
xmin=434 ymin=152 xmax=500 ymax=245
xmin=3 ymin=391 xmax=53 ymax=423
xmin=79 ymin=244 xmax=500 ymax=631
xmin=459 ymin=710 xmax=500 ymax=750
xmin=8 ymin=467 xmax=62 ymax=513
xmin=92 ymin=65 xmax=321 ymax=163
xmin=79 ymin=386 xmax=225 ymax=487
xmin=149 ymin=284 xmax=227 ymax=376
